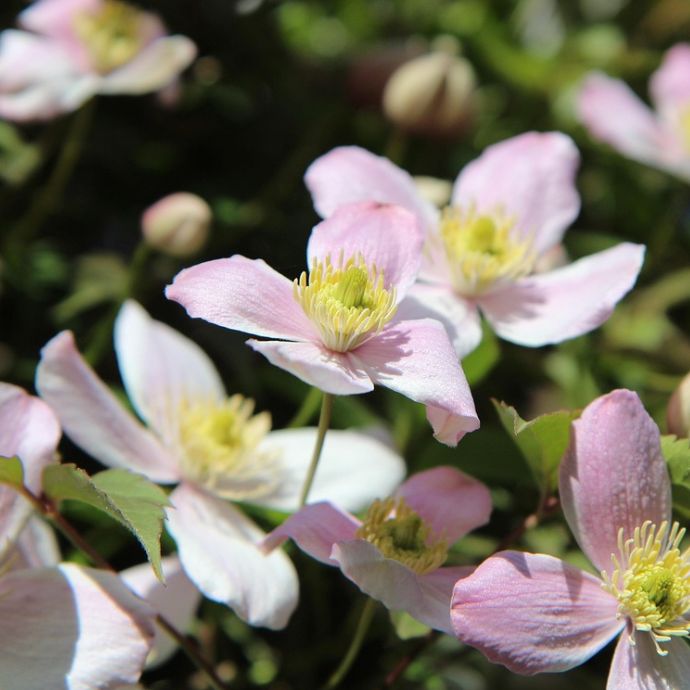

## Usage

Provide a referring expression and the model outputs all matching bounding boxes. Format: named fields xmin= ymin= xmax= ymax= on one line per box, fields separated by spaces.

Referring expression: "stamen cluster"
xmin=439 ymin=205 xmax=536 ymax=295
xmin=356 ymin=497 xmax=448 ymax=574
xmin=601 ymin=520 xmax=690 ymax=654
xmin=293 ymin=253 xmax=397 ymax=352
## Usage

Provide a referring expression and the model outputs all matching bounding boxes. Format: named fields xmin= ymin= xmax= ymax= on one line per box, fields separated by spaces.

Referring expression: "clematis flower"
xmin=451 ymin=389 xmax=690 ymax=688
xmin=0 ymin=0 xmax=196 ymax=121
xmin=264 ymin=466 xmax=492 ymax=633
xmin=577 ymin=44 xmax=690 ymax=183
xmin=166 ymin=201 xmax=479 ymax=446
xmin=0 ymin=382 xmax=155 ymax=690
xmin=305 ymin=133 xmax=644 ymax=357
xmin=36 ymin=299 xmax=407 ymax=629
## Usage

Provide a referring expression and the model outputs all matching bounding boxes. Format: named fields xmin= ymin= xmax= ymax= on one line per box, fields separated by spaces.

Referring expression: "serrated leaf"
xmin=493 ymin=400 xmax=579 ymax=490
xmin=661 ymin=435 xmax=690 ymax=518
xmin=0 ymin=456 xmax=24 ymax=489
xmin=42 ymin=464 xmax=169 ymax=580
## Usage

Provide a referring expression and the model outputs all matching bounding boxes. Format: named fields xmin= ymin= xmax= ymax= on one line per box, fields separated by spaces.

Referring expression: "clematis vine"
xmin=578 ymin=44 xmax=690 ymax=183
xmin=0 ymin=382 xmax=155 ymax=690
xmin=264 ymin=466 xmax=492 ymax=633
xmin=0 ymin=0 xmax=197 ymax=121
xmin=36 ymin=299 xmax=407 ymax=629
xmin=451 ymin=389 xmax=690 ymax=688
xmin=166 ymin=201 xmax=479 ymax=446
xmin=305 ymin=133 xmax=644 ymax=357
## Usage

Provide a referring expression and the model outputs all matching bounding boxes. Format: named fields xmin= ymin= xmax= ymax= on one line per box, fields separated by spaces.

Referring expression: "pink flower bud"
xmin=142 ymin=192 xmax=211 ymax=257
xmin=667 ymin=372 xmax=690 ymax=437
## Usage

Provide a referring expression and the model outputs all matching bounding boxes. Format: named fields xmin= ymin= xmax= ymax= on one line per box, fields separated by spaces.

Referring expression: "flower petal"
xmin=451 ymin=132 xmax=581 ymax=254
xmin=559 ymin=389 xmax=671 ymax=573
xmin=649 ymin=44 xmax=690 ymax=121
xmin=480 ymin=243 xmax=644 ymax=347
xmin=36 ymin=331 xmax=180 ymax=483
xmin=100 ymin=36 xmax=196 ymax=95
xmin=397 ymin=284 xmax=483 ymax=358
xmin=248 ymin=339 xmax=374 ymax=394
xmin=114 ymin=300 xmax=225 ymax=442
xmin=351 ymin=319 xmax=479 ymax=445
xmin=166 ymin=483 xmax=298 ymax=629
xmin=166 ymin=255 xmax=318 ymax=341
xmin=0 ymin=564 xmax=155 ymax=690
xmin=122 ymin=555 xmax=200 ymax=669
xmin=250 ymin=428 xmax=405 ymax=512
xmin=12 ymin=517 xmax=61 ymax=570
xmin=333 ymin=540 xmax=471 ymax=633
xmin=306 ymin=201 xmax=424 ymax=299
xmin=305 ymin=145 xmax=439 ymax=232
xmin=607 ymin=633 xmax=690 ymax=690
xmin=19 ymin=0 xmax=98 ymax=41
xmin=451 ymin=551 xmax=622 ymax=674
xmin=397 ymin=466 xmax=492 ymax=544
xmin=262 ymin=501 xmax=360 ymax=565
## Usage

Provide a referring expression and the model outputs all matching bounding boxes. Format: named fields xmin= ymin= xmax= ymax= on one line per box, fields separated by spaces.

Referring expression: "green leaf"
xmin=661 ymin=435 xmax=690 ymax=518
xmin=390 ymin=610 xmax=430 ymax=640
xmin=493 ymin=400 xmax=580 ymax=490
xmin=0 ymin=456 xmax=24 ymax=489
xmin=43 ymin=464 xmax=169 ymax=580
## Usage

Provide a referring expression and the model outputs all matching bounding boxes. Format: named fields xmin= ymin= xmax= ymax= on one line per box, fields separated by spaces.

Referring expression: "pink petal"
xmin=351 ymin=319 xmax=479 ymax=445
xmin=122 ymin=555 xmax=200 ymax=669
xmin=251 ymin=428 xmax=405 ymax=512
xmin=12 ymin=517 xmax=61 ymax=570
xmin=114 ymin=300 xmax=225 ymax=442
xmin=248 ymin=339 xmax=374 ymax=394
xmin=397 ymin=284 xmax=483 ymax=358
xmin=451 ymin=551 xmax=622 ymax=674
xmin=480 ymin=243 xmax=644 ymax=347
xmin=100 ymin=36 xmax=196 ymax=95
xmin=166 ymin=483 xmax=298 ymax=629
xmin=451 ymin=132 xmax=581 ymax=254
xmin=305 ymin=145 xmax=439 ymax=233
xmin=166 ymin=255 xmax=318 ymax=341
xmin=397 ymin=466 xmax=492 ymax=545
xmin=559 ymin=390 xmax=671 ymax=573
xmin=0 ymin=564 xmax=155 ymax=690
xmin=333 ymin=540 xmax=472 ymax=633
xmin=607 ymin=633 xmax=690 ymax=690
xmin=262 ymin=502 xmax=360 ymax=565
xmin=306 ymin=202 xmax=424 ymax=299
xmin=36 ymin=331 xmax=180 ymax=483
xmin=19 ymin=0 xmax=98 ymax=41
xmin=649 ymin=44 xmax=690 ymax=120
xmin=577 ymin=73 xmax=688 ymax=178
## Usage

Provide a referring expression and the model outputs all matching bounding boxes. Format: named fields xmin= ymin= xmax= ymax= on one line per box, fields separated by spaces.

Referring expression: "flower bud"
xmin=142 ymin=192 xmax=211 ymax=257
xmin=667 ymin=372 xmax=690 ymax=437
xmin=382 ymin=37 xmax=477 ymax=137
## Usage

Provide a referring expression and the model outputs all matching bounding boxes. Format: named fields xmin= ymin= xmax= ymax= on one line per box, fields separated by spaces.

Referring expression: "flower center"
xmin=177 ymin=395 xmax=277 ymax=499
xmin=73 ymin=0 xmax=144 ymax=74
xmin=601 ymin=521 xmax=690 ymax=655
xmin=438 ymin=206 xmax=536 ymax=295
xmin=356 ymin=497 xmax=448 ymax=574
xmin=293 ymin=253 xmax=397 ymax=352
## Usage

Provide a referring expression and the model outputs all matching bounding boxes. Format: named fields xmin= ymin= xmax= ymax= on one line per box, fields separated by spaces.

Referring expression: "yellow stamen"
xmin=437 ymin=205 xmax=536 ymax=295
xmin=73 ymin=0 xmax=144 ymax=74
xmin=293 ymin=253 xmax=397 ymax=352
xmin=601 ymin=521 xmax=690 ymax=655
xmin=177 ymin=395 xmax=277 ymax=499
xmin=356 ymin=497 xmax=447 ymax=574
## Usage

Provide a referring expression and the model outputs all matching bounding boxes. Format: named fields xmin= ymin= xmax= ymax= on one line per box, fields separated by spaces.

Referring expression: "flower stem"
xmin=19 ymin=486 xmax=230 ymax=690
xmin=298 ymin=391 xmax=334 ymax=507
xmin=384 ymin=630 xmax=440 ymax=688
xmin=287 ymin=386 xmax=323 ymax=429
xmin=322 ymin=597 xmax=377 ymax=690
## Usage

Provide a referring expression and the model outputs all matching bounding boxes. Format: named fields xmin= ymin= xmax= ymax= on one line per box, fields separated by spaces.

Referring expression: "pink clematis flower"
xmin=451 ymin=389 xmax=690 ymax=688
xmin=166 ymin=201 xmax=479 ymax=446
xmin=578 ymin=44 xmax=690 ymax=183
xmin=0 ymin=382 xmax=156 ymax=690
xmin=305 ymin=133 xmax=644 ymax=357
xmin=264 ymin=466 xmax=492 ymax=633
xmin=36 ymin=299 xmax=407 ymax=629
xmin=0 ymin=0 xmax=196 ymax=121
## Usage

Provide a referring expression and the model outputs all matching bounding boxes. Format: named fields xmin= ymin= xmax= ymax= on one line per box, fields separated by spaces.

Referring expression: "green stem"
xmin=323 ymin=597 xmax=377 ymax=690
xmin=18 ymin=486 xmax=230 ymax=690
xmin=298 ymin=392 xmax=334 ymax=507
xmin=287 ymin=387 xmax=323 ymax=429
